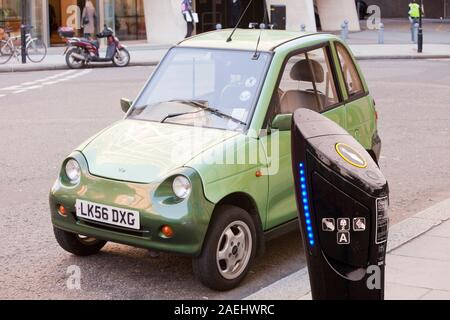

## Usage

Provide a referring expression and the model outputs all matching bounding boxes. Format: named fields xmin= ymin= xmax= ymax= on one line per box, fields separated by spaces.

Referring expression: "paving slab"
xmin=384 ymin=282 xmax=430 ymax=300
xmin=427 ymin=220 xmax=450 ymax=238
xmin=244 ymin=197 xmax=450 ymax=300
xmin=385 ymin=254 xmax=450 ymax=292
xmin=391 ymin=235 xmax=450 ymax=262
xmin=420 ymin=289 xmax=450 ymax=300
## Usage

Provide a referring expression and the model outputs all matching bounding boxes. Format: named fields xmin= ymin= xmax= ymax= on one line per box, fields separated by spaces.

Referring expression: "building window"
xmin=0 ymin=0 xmax=21 ymax=36
xmin=114 ymin=0 xmax=146 ymax=41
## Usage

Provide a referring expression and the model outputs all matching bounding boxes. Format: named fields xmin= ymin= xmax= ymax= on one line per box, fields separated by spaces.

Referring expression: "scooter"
xmin=60 ymin=25 xmax=130 ymax=69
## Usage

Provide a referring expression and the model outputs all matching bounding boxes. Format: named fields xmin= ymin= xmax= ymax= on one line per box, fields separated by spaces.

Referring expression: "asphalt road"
xmin=1 ymin=59 xmax=449 ymax=299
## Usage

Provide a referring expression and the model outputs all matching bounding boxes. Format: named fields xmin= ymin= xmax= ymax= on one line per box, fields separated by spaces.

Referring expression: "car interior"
xmin=268 ymin=47 xmax=340 ymax=125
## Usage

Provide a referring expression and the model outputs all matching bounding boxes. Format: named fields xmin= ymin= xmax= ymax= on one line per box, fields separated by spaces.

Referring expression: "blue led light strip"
xmin=299 ymin=163 xmax=314 ymax=246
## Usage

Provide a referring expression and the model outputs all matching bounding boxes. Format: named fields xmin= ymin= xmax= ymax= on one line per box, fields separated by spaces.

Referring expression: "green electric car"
xmin=50 ymin=29 xmax=381 ymax=291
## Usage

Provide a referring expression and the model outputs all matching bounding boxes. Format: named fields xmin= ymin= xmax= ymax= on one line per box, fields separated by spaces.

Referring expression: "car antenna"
xmin=252 ymin=0 xmax=269 ymax=60
xmin=226 ymin=0 xmax=255 ymax=42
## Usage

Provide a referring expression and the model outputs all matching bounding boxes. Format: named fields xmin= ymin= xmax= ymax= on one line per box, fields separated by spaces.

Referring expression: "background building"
xmin=0 ymin=0 xmax=147 ymax=46
xmin=6 ymin=0 xmax=447 ymax=47
xmin=369 ymin=0 xmax=450 ymax=19
xmin=144 ymin=0 xmax=360 ymax=44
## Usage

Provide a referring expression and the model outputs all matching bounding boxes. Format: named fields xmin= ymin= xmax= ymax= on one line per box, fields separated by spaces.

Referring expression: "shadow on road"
xmin=58 ymin=229 xmax=305 ymax=299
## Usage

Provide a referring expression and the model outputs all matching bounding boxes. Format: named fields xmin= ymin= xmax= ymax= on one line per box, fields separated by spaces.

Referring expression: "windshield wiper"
xmin=161 ymin=99 xmax=247 ymax=126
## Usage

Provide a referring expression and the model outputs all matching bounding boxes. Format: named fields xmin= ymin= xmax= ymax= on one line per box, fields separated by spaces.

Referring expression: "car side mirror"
xmin=120 ymin=98 xmax=132 ymax=113
xmin=271 ymin=114 xmax=292 ymax=131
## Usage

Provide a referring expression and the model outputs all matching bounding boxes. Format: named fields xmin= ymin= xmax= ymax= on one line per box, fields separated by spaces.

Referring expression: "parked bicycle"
xmin=0 ymin=26 xmax=47 ymax=64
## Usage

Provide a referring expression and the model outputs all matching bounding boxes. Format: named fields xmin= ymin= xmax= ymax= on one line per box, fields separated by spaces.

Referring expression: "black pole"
xmin=21 ymin=0 xmax=27 ymax=64
xmin=418 ymin=0 xmax=423 ymax=53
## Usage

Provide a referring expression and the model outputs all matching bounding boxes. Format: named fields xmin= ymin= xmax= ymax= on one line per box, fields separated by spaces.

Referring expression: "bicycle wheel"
xmin=26 ymin=38 xmax=47 ymax=63
xmin=0 ymin=40 xmax=13 ymax=64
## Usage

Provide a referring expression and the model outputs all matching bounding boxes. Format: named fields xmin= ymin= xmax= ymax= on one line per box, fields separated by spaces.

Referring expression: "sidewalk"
xmin=346 ymin=19 xmax=450 ymax=45
xmin=2 ymin=42 xmax=449 ymax=73
xmin=245 ymin=198 xmax=450 ymax=300
xmin=2 ymin=18 xmax=450 ymax=73
xmin=0 ymin=43 xmax=170 ymax=73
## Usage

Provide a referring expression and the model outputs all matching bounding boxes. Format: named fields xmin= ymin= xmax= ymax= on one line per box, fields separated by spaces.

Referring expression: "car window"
xmin=273 ymin=45 xmax=339 ymax=117
xmin=131 ymin=47 xmax=271 ymax=131
xmin=335 ymin=43 xmax=364 ymax=97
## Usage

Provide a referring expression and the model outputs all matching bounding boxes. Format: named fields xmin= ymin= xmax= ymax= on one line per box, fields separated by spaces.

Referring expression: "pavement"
xmin=1 ymin=19 xmax=450 ymax=73
xmin=245 ymin=197 xmax=450 ymax=300
xmin=0 ymin=43 xmax=169 ymax=73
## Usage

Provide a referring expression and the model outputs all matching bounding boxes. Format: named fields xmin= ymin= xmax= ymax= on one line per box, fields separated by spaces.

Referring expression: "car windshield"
xmin=128 ymin=47 xmax=271 ymax=131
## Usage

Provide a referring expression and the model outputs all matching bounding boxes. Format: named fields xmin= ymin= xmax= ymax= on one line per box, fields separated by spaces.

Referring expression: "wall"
xmin=144 ymin=0 xmax=187 ymax=44
xmin=368 ymin=0 xmax=448 ymax=19
xmin=316 ymin=0 xmax=360 ymax=31
xmin=267 ymin=0 xmax=317 ymax=32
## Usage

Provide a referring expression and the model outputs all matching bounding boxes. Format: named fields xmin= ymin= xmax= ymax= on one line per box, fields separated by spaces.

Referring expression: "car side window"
xmin=335 ymin=43 xmax=364 ymax=97
xmin=273 ymin=46 xmax=339 ymax=118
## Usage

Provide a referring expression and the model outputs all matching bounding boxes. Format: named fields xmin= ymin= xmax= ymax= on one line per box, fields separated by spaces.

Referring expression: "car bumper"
xmin=50 ymin=154 xmax=214 ymax=256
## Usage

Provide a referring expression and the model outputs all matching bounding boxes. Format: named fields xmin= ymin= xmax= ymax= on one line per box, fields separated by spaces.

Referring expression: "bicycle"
xmin=0 ymin=26 xmax=47 ymax=64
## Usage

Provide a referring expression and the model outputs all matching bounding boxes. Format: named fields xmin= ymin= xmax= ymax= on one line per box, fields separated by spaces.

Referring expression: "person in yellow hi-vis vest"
xmin=408 ymin=1 xmax=423 ymax=24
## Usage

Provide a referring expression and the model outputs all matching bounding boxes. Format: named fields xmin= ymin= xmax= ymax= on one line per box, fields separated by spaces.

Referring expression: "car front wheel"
xmin=192 ymin=205 xmax=257 ymax=291
xmin=53 ymin=227 xmax=107 ymax=256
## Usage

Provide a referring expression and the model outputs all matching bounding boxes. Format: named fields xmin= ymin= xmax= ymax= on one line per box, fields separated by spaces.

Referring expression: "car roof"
xmin=178 ymin=29 xmax=331 ymax=52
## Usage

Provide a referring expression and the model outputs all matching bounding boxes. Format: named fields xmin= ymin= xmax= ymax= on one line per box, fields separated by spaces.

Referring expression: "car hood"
xmin=80 ymin=119 xmax=239 ymax=183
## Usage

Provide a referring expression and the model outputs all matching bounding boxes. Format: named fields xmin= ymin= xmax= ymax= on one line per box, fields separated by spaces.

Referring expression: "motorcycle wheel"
xmin=113 ymin=48 xmax=130 ymax=67
xmin=66 ymin=48 xmax=85 ymax=69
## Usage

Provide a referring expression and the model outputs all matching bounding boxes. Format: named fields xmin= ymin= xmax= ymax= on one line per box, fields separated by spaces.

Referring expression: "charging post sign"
xmin=291 ymin=109 xmax=389 ymax=300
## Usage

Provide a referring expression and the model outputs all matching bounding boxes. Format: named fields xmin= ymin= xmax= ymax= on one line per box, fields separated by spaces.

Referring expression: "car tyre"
xmin=53 ymin=227 xmax=107 ymax=256
xmin=192 ymin=205 xmax=257 ymax=291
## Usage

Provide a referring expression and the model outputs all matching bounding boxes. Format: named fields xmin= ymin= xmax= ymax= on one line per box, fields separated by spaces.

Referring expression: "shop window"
xmin=0 ymin=0 xmax=21 ymax=37
xmin=114 ymin=0 xmax=146 ymax=41
xmin=49 ymin=0 xmax=99 ymax=45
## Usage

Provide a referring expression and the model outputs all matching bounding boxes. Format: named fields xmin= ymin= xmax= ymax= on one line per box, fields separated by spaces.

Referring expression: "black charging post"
xmin=291 ymin=109 xmax=389 ymax=300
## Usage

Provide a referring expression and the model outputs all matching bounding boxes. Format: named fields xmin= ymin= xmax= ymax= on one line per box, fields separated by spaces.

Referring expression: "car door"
xmin=259 ymin=43 xmax=346 ymax=230
xmin=334 ymin=42 xmax=375 ymax=150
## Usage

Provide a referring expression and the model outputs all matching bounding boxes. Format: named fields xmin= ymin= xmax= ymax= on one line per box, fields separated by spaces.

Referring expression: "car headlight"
xmin=172 ymin=175 xmax=191 ymax=199
xmin=65 ymin=159 xmax=81 ymax=183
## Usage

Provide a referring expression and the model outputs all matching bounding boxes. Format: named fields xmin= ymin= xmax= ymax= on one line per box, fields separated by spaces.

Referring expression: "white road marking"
xmin=23 ymin=85 xmax=42 ymax=90
xmin=1 ymin=69 xmax=92 ymax=94
xmin=1 ymin=85 xmax=22 ymax=91
xmin=41 ymin=81 xmax=60 ymax=85
xmin=0 ymin=94 xmax=5 ymax=97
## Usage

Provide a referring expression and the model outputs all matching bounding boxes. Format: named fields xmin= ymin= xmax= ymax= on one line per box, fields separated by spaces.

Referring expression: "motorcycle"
xmin=59 ymin=25 xmax=130 ymax=69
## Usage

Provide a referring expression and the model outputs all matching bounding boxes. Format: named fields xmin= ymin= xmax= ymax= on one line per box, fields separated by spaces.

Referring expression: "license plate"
xmin=75 ymin=199 xmax=140 ymax=230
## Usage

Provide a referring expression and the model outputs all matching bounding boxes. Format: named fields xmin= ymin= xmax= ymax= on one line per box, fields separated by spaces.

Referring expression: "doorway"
xmin=49 ymin=0 xmax=98 ymax=45
xmin=195 ymin=0 xmax=265 ymax=33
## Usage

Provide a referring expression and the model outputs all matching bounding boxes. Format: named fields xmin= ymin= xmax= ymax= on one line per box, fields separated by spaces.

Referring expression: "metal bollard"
xmin=341 ymin=20 xmax=349 ymax=40
xmin=301 ymin=24 xmax=306 ymax=32
xmin=341 ymin=23 xmax=346 ymax=40
xmin=344 ymin=20 xmax=349 ymax=39
xmin=378 ymin=23 xmax=384 ymax=44
xmin=20 ymin=24 xmax=27 ymax=64
xmin=216 ymin=23 xmax=222 ymax=30
xmin=413 ymin=22 xmax=419 ymax=44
